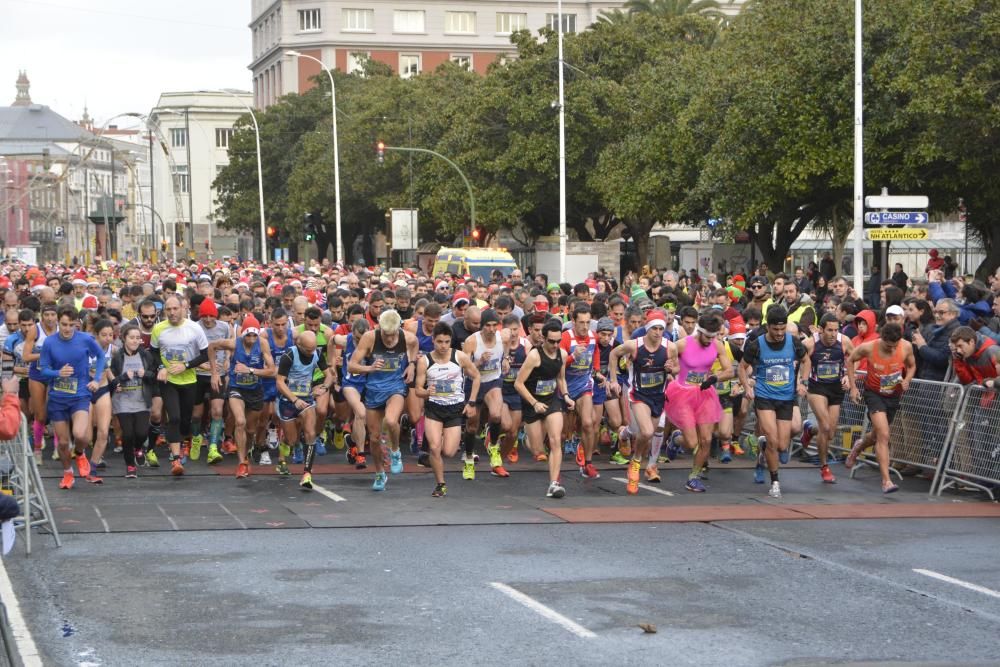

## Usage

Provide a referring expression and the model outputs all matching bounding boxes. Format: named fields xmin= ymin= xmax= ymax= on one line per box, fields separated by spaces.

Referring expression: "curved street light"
xmin=218 ymin=89 xmax=267 ymax=263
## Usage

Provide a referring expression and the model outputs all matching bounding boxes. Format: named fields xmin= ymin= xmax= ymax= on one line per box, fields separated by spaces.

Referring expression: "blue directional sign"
xmin=864 ymin=211 xmax=928 ymax=225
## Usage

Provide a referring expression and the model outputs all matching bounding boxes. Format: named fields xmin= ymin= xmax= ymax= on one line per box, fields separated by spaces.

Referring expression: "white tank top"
xmin=472 ymin=331 xmax=504 ymax=383
xmin=425 ymin=350 xmax=465 ymax=406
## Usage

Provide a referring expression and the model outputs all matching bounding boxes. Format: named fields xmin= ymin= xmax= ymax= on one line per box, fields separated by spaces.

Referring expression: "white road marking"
xmin=913 ymin=569 xmax=1000 ymax=600
xmin=489 ymin=582 xmax=597 ymax=638
xmin=611 ymin=477 xmax=675 ymax=497
xmin=0 ymin=554 xmax=43 ymax=666
xmin=155 ymin=504 xmax=178 ymax=531
xmin=310 ymin=482 xmax=346 ymax=502
xmin=93 ymin=507 xmax=109 ymax=533
xmin=218 ymin=503 xmax=247 ymax=529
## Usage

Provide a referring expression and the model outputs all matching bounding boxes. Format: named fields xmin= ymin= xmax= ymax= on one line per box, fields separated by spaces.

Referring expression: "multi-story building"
xmin=249 ymin=0 xmax=747 ymax=107
xmin=148 ymin=91 xmax=255 ymax=261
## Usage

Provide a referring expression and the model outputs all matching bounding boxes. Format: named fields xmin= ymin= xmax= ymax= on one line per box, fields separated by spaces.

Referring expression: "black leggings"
xmin=117 ymin=411 xmax=150 ymax=467
xmin=161 ymin=382 xmax=197 ymax=444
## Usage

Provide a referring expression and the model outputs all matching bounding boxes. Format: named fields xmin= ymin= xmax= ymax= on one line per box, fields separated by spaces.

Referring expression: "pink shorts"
xmin=664 ymin=382 xmax=722 ymax=431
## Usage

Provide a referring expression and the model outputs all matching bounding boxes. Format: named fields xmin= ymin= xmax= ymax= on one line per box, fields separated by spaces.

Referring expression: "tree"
xmin=624 ymin=0 xmax=731 ymax=21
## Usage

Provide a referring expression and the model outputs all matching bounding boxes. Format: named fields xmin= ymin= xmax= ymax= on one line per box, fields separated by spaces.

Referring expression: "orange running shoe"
xmin=75 ymin=453 xmax=91 ymax=478
xmin=626 ymin=459 xmax=641 ymax=495
xmin=171 ymin=458 xmax=185 ymax=476
xmin=181 ymin=440 xmax=191 ymax=460
xmin=731 ymin=441 xmax=746 ymax=456
xmin=534 ymin=452 xmax=548 ymax=463
xmin=575 ymin=443 xmax=585 ymax=468
xmin=644 ymin=465 xmax=661 ymax=484
xmin=491 ymin=465 xmax=510 ymax=478
xmin=236 ymin=461 xmax=250 ymax=479
xmin=507 ymin=444 xmax=519 ymax=464
xmin=85 ymin=474 xmax=103 ymax=485
xmin=59 ymin=471 xmax=75 ymax=490
xmin=222 ymin=437 xmax=237 ymax=455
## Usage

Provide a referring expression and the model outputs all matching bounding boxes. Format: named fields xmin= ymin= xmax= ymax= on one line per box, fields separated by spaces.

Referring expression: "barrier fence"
xmin=936 ymin=383 xmax=1000 ymax=501
xmin=0 ymin=416 xmax=60 ymax=555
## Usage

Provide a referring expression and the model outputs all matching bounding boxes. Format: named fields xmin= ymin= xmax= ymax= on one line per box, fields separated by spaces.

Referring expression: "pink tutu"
xmin=665 ymin=381 xmax=722 ymax=430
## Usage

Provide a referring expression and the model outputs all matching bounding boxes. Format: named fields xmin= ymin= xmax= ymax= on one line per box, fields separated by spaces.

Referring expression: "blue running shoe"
xmin=563 ymin=436 xmax=578 ymax=456
xmin=720 ymin=446 xmax=733 ymax=464
xmin=685 ymin=477 xmax=707 ymax=493
xmin=779 ymin=447 xmax=789 ymax=465
xmin=292 ymin=445 xmax=304 ymax=465
xmin=315 ymin=437 xmax=327 ymax=457
xmin=666 ymin=430 xmax=683 ymax=460
xmin=754 ymin=464 xmax=766 ymax=484
xmin=389 ymin=449 xmax=403 ymax=474
xmin=372 ymin=472 xmax=387 ymax=491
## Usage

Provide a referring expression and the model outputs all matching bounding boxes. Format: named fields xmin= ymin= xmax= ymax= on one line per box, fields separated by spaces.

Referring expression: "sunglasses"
xmin=545 ymin=337 xmax=562 ymax=344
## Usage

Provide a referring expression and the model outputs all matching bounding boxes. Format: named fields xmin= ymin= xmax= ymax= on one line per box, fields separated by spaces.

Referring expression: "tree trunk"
xmin=625 ymin=218 xmax=654 ymax=272
xmin=830 ymin=207 xmax=851 ymax=275
xmin=974 ymin=223 xmax=1000 ymax=283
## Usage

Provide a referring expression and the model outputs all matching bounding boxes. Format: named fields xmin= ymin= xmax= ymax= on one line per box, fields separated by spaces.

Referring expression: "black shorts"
xmin=424 ymin=401 xmax=465 ymax=429
xmin=718 ymin=392 xmax=734 ymax=413
xmin=195 ymin=374 xmax=224 ymax=403
xmin=18 ymin=377 xmax=28 ymax=400
xmin=808 ymin=381 xmax=845 ymax=406
xmin=229 ymin=385 xmax=264 ymax=413
xmin=523 ymin=396 xmax=563 ymax=424
xmin=864 ymin=389 xmax=901 ymax=424
xmin=754 ymin=397 xmax=795 ymax=421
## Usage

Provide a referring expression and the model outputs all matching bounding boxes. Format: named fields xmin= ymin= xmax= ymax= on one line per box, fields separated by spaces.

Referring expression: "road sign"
xmin=54 ymin=226 xmax=64 ymax=239
xmin=863 ymin=211 xmax=928 ymax=225
xmin=864 ymin=194 xmax=929 ymax=209
xmin=866 ymin=228 xmax=929 ymax=241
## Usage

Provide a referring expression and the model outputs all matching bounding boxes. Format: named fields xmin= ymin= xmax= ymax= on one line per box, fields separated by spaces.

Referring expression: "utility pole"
xmin=184 ymin=108 xmax=194 ymax=256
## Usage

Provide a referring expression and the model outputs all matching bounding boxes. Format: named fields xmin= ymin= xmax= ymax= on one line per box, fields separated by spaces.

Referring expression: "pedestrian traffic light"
xmin=267 ymin=226 xmax=277 ymax=238
xmin=376 ymin=141 xmax=385 ymax=164
xmin=304 ymin=213 xmax=317 ymax=241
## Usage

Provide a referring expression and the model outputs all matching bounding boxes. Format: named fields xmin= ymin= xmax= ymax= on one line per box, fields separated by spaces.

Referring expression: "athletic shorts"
xmin=465 ymin=378 xmax=502 ymax=405
xmin=18 ymin=377 xmax=29 ymax=400
xmin=864 ymin=389 xmax=901 ymax=424
xmin=425 ymin=401 xmax=466 ymax=429
xmin=567 ymin=381 xmax=594 ymax=402
xmin=501 ymin=387 xmax=522 ymax=412
xmin=229 ymin=385 xmax=264 ymax=413
xmin=48 ymin=395 xmax=92 ymax=423
xmin=718 ymin=392 xmax=734 ymax=413
xmin=195 ymin=374 xmax=224 ymax=403
xmin=754 ymin=397 xmax=795 ymax=421
xmin=277 ymin=395 xmax=315 ymax=422
xmin=523 ymin=396 xmax=563 ymax=424
xmin=808 ymin=381 xmax=845 ymax=406
xmin=341 ymin=379 xmax=365 ymax=399
xmin=90 ymin=384 xmax=112 ymax=404
xmin=262 ymin=383 xmax=277 ymax=403
xmin=630 ymin=392 xmax=665 ymax=419
xmin=364 ymin=386 xmax=406 ymax=411
xmin=592 ymin=383 xmax=607 ymax=406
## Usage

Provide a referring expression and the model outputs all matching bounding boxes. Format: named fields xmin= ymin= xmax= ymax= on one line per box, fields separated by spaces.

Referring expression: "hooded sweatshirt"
xmin=851 ymin=310 xmax=879 ymax=372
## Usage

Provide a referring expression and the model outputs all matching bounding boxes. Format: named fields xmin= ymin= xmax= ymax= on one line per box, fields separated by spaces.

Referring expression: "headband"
xmin=696 ymin=326 xmax=720 ymax=338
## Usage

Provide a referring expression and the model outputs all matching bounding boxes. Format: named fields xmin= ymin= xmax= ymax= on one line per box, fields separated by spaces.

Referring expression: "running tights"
xmin=117 ymin=411 xmax=150 ymax=467
xmin=161 ymin=383 xmax=197 ymax=444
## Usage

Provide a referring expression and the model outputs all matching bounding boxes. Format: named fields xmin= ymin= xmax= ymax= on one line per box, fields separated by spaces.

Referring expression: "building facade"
xmin=148 ymin=91 xmax=254 ymax=261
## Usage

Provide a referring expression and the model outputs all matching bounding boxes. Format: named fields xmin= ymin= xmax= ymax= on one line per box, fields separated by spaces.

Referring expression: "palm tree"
xmin=624 ymin=0 xmax=734 ymax=22
xmin=596 ymin=8 xmax=631 ymax=25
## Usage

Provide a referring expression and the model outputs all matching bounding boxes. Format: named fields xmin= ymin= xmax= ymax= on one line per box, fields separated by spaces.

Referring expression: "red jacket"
xmin=953 ymin=337 xmax=999 ymax=385
xmin=0 ymin=394 xmax=21 ymax=441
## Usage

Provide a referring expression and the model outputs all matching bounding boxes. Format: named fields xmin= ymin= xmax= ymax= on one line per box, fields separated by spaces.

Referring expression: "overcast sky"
xmin=1 ymin=0 xmax=249 ymax=131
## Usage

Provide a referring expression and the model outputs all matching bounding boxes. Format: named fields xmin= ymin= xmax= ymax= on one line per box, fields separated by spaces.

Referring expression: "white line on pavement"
xmin=0 ymin=554 xmax=43 ymax=666
xmin=913 ymin=569 xmax=1000 ymax=600
xmin=611 ymin=477 xmax=675 ymax=497
xmin=490 ymin=582 xmax=597 ymax=639
xmin=311 ymin=482 xmax=346 ymax=502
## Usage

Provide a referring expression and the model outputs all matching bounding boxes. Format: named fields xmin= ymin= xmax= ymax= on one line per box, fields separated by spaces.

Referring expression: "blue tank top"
xmin=342 ymin=333 xmax=366 ymax=387
xmin=365 ymin=329 xmax=408 ymax=394
xmin=754 ymin=334 xmax=796 ymax=401
xmin=629 ymin=340 xmax=668 ymax=401
xmin=810 ymin=333 xmax=845 ymax=384
xmin=284 ymin=346 xmax=319 ymax=398
xmin=502 ymin=341 xmax=527 ymax=395
xmin=415 ymin=319 xmax=434 ymax=353
xmin=262 ymin=327 xmax=292 ymax=390
xmin=229 ymin=336 xmax=264 ymax=390
xmin=565 ymin=332 xmax=596 ymax=396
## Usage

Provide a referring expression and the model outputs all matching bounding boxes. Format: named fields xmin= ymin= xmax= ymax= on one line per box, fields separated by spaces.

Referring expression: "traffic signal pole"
xmin=380 ymin=145 xmax=475 ymax=230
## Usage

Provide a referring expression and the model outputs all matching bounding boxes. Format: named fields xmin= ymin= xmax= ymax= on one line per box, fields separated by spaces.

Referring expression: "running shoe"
xmin=563 ymin=436 xmax=578 ymax=456
xmin=801 ymin=419 xmax=816 ymax=448
xmin=534 ymin=452 xmax=548 ymax=462
xmin=882 ymin=481 xmax=899 ymax=494
xmin=267 ymin=428 xmax=279 ymax=449
xmin=657 ymin=454 xmax=669 ymax=465
xmin=180 ymin=440 xmax=191 ymax=464
xmin=610 ymin=451 xmax=629 ymax=465
xmin=259 ymin=450 xmax=272 ymax=466
xmin=389 ymin=449 xmax=403 ymax=474
xmin=685 ymin=477 xmax=707 ymax=493
xmin=746 ymin=433 xmax=759 ymax=458
xmin=347 ymin=445 xmax=357 ymax=465
xmin=222 ymin=437 xmax=237 ymax=455
xmin=626 ymin=459 xmax=641 ymax=495
xmin=666 ymin=430 xmax=684 ymax=460
xmin=372 ymin=472 xmax=387 ymax=492
xmin=85 ymin=473 xmax=103 ymax=484
xmin=581 ymin=463 xmax=600 ymax=480
xmin=190 ymin=435 xmax=203 ymax=461
xmin=276 ymin=460 xmax=290 ymax=476
xmin=93 ymin=459 xmax=107 ymax=470
xmin=278 ymin=442 xmax=291 ymax=459
xmin=417 ymin=453 xmax=430 ymax=468
xmin=487 ymin=444 xmax=503 ymax=468
xmin=644 ymin=465 xmax=661 ymax=483
xmin=59 ymin=471 xmax=74 ymax=489
xmin=507 ymin=443 xmax=519 ymax=464
xmin=206 ymin=445 xmax=223 ymax=465
xmin=113 ymin=440 xmax=123 ymax=454
xmin=546 ymin=481 xmax=566 ymax=498
xmin=731 ymin=441 xmax=746 ymax=456
xmin=76 ymin=453 xmax=91 ymax=478
xmin=236 ymin=462 xmax=250 ymax=479
xmin=432 ymin=482 xmax=447 ymax=497
xmin=575 ymin=443 xmax=585 ymax=467
xmin=33 ymin=450 xmax=43 ymax=466
xmin=769 ymin=481 xmax=782 ymax=498
xmin=171 ymin=458 xmax=184 ymax=476
xmin=813 ymin=465 xmax=832 ymax=484
xmin=491 ymin=464 xmax=510 ymax=478
xmin=135 ymin=448 xmax=146 ymax=466
xmin=125 ymin=465 xmax=138 ymax=479
xmin=292 ymin=445 xmax=304 ymax=465
xmin=333 ymin=429 xmax=346 ymax=450
xmin=51 ymin=446 xmax=60 ymax=461
xmin=300 ymin=471 xmax=313 ymax=490
xmin=779 ymin=447 xmax=790 ymax=466
xmin=355 ymin=453 xmax=368 ymax=470
xmin=409 ymin=428 xmax=420 ymax=455
xmin=315 ymin=437 xmax=327 ymax=457
xmin=758 ymin=435 xmax=768 ymax=456
xmin=754 ymin=463 xmax=766 ymax=485
xmin=462 ymin=459 xmax=475 ymax=480
xmin=844 ymin=438 xmax=866 ymax=469
xmin=145 ymin=449 xmax=159 ymax=467
xmin=720 ymin=444 xmax=733 ymax=464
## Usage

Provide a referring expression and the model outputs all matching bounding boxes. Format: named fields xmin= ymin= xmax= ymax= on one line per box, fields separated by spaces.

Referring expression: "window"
xmin=347 ymin=51 xmax=370 ymax=74
xmin=445 ymin=11 xmax=476 ymax=34
xmin=298 ymin=8 xmax=321 ymax=31
xmin=342 ymin=8 xmax=373 ymax=31
xmin=172 ymin=166 xmax=189 ymax=194
xmin=399 ymin=54 xmax=421 ymax=79
xmin=393 ymin=10 xmax=424 ymax=33
xmin=215 ymin=128 xmax=234 ymax=149
xmin=169 ymin=128 xmax=187 ymax=148
xmin=546 ymin=13 xmax=576 ymax=34
xmin=450 ymin=54 xmax=472 ymax=70
xmin=496 ymin=12 xmax=526 ymax=34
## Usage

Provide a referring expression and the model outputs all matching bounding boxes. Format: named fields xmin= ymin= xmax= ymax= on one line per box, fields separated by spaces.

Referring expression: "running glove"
xmin=699 ymin=375 xmax=718 ymax=390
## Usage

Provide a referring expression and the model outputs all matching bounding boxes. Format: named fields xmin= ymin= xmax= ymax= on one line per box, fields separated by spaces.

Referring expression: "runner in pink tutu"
xmin=665 ymin=310 xmax=733 ymax=492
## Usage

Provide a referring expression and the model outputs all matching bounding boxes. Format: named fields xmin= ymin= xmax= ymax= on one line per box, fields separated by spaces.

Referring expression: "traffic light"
xmin=161 ymin=240 xmax=168 ymax=253
xmin=304 ymin=213 xmax=316 ymax=241
xmin=376 ymin=141 xmax=385 ymax=164
xmin=267 ymin=226 xmax=277 ymax=239
xmin=472 ymin=228 xmax=480 ymax=241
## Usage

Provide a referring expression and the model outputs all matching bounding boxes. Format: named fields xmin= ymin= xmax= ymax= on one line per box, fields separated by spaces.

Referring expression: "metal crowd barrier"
xmin=935 ymin=383 xmax=1000 ymax=501
xmin=0 ymin=415 xmax=60 ymax=555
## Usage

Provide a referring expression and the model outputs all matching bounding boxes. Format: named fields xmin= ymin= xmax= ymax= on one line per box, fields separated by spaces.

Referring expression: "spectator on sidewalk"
xmin=912 ymin=298 xmax=961 ymax=381
xmin=0 ymin=376 xmax=21 ymax=440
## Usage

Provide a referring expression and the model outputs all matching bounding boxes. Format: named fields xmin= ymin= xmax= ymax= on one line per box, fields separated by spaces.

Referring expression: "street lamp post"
xmin=218 ymin=90 xmax=267 ymax=263
xmin=381 ymin=144 xmax=474 ymax=230
xmin=556 ymin=0 xmax=567 ymax=284
xmin=286 ymin=50 xmax=343 ymax=265
xmin=851 ymin=0 xmax=865 ymax=295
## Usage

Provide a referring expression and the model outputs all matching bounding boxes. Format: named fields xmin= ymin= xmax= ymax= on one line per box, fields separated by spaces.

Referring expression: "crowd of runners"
xmin=1 ymin=252 xmax=998 ymax=499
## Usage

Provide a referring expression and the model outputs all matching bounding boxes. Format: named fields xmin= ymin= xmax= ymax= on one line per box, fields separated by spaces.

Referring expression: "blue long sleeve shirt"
xmin=39 ymin=331 xmax=105 ymax=399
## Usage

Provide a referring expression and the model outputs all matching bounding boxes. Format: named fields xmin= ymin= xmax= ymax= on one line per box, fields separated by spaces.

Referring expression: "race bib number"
xmin=433 ymin=380 xmax=455 ymax=397
xmin=816 ymin=362 xmax=840 ymax=380
xmin=289 ymin=377 xmax=311 ymax=396
xmin=765 ymin=365 xmax=790 ymax=386
xmin=236 ymin=372 xmax=257 ymax=386
xmin=377 ymin=355 xmax=401 ymax=372
xmin=684 ymin=371 xmax=707 ymax=386
xmin=53 ymin=377 xmax=78 ymax=394
xmin=163 ymin=347 xmax=188 ymax=363
xmin=120 ymin=379 xmax=141 ymax=392
xmin=880 ymin=371 xmax=902 ymax=394
xmin=571 ymin=352 xmax=592 ymax=372
xmin=504 ymin=368 xmax=517 ymax=382
xmin=535 ymin=379 xmax=556 ymax=396
xmin=718 ymin=379 xmax=732 ymax=394
xmin=482 ymin=357 xmax=501 ymax=372
xmin=640 ymin=371 xmax=664 ymax=389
